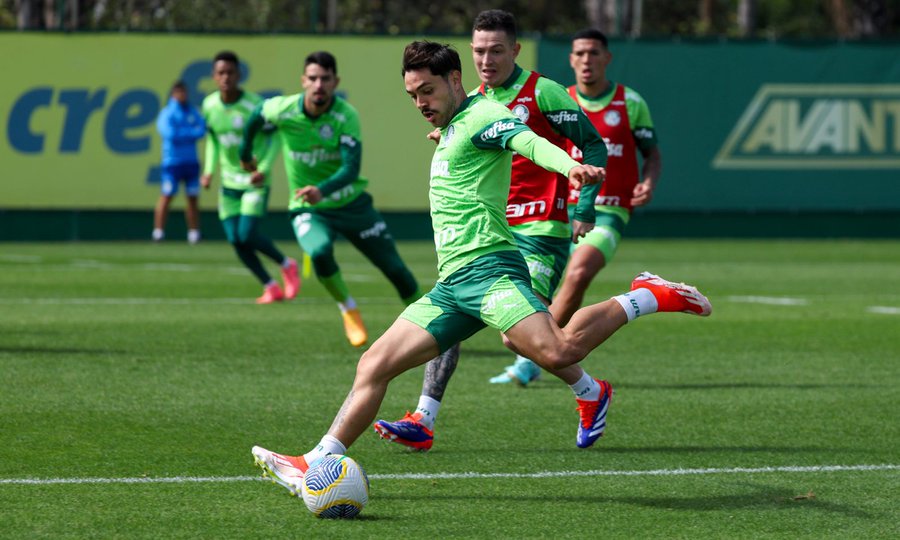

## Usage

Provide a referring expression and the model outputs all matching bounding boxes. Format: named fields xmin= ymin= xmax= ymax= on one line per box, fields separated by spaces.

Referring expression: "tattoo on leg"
xmin=421 ymin=343 xmax=460 ymax=401
xmin=328 ymin=389 xmax=355 ymax=433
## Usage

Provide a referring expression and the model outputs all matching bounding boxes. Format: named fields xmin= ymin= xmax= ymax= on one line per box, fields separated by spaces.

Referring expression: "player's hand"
xmin=571 ymin=220 xmax=594 ymax=244
xmin=631 ymin=181 xmax=655 ymax=207
xmin=200 ymin=174 xmax=212 ymax=189
xmin=426 ymin=129 xmax=441 ymax=145
xmin=568 ymin=165 xmax=605 ymax=190
xmin=295 ymin=186 xmax=323 ymax=205
xmin=240 ymin=159 xmax=257 ymax=172
xmin=250 ymin=171 xmax=266 ymax=186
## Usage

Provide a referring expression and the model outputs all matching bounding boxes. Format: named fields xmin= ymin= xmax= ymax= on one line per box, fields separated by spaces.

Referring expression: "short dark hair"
xmin=401 ymin=41 xmax=462 ymax=78
xmin=305 ymin=51 xmax=337 ymax=75
xmin=572 ymin=28 xmax=609 ymax=48
xmin=473 ymin=9 xmax=517 ymax=41
xmin=171 ymin=80 xmax=187 ymax=92
xmin=213 ymin=50 xmax=239 ymax=66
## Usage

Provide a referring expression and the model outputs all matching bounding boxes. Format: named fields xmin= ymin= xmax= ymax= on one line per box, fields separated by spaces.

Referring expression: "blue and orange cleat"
xmin=373 ymin=411 xmax=434 ymax=451
xmin=575 ymin=379 xmax=613 ymax=448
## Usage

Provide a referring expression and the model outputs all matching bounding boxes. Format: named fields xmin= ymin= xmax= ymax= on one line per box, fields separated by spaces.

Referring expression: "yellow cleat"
xmin=342 ymin=308 xmax=368 ymax=347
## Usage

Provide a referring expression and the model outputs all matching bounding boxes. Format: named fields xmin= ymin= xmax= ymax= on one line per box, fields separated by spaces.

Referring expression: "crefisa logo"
xmin=714 ymin=84 xmax=900 ymax=169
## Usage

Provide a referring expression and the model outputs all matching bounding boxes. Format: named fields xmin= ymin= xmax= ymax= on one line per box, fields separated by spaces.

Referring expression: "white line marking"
xmin=0 ymin=297 xmax=399 ymax=306
xmin=867 ymin=306 xmax=900 ymax=315
xmin=728 ymin=296 xmax=809 ymax=306
xmin=1 ymin=464 xmax=896 ymax=486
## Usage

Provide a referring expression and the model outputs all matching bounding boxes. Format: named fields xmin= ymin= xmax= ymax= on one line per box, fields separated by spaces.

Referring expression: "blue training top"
xmin=156 ymin=98 xmax=206 ymax=166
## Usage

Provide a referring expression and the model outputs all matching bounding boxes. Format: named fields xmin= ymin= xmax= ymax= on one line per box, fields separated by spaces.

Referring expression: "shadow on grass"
xmin=378 ymin=483 xmax=871 ymax=517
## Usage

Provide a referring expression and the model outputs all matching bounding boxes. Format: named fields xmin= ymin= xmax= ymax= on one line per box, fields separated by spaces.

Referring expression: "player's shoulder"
xmin=329 ymin=95 xmax=359 ymax=122
xmin=535 ymin=74 xmax=577 ymax=107
xmin=469 ymin=94 xmax=515 ymax=119
xmin=620 ymin=84 xmax=648 ymax=106
xmin=201 ymin=92 xmax=220 ymax=111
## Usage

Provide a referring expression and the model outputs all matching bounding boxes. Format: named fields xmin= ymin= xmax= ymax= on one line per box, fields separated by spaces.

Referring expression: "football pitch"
xmin=1 ymin=239 xmax=897 ymax=538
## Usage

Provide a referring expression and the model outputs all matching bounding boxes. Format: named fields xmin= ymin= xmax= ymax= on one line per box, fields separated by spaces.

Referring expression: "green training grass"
xmin=0 ymin=240 xmax=897 ymax=539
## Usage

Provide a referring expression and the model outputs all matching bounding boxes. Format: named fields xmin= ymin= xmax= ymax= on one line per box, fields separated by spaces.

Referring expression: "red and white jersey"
xmin=567 ymin=84 xmax=640 ymax=211
xmin=482 ymin=71 xmax=570 ymax=226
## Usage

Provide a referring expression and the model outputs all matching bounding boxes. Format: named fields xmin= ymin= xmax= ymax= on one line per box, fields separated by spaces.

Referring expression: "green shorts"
xmin=569 ymin=205 xmax=630 ymax=263
xmin=399 ymin=250 xmax=548 ymax=352
xmin=512 ymin=233 xmax=570 ymax=300
xmin=219 ymin=186 xmax=270 ymax=220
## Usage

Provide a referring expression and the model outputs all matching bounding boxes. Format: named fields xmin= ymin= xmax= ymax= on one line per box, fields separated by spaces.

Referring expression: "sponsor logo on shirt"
xmin=516 ymin=96 xmax=533 ymax=103
xmin=506 ymin=200 xmax=546 ymax=218
xmin=231 ymin=114 xmax=244 ymax=129
xmin=430 ymin=159 xmax=449 ymax=179
xmin=546 ymin=110 xmax=579 ymax=124
xmin=288 ymin=148 xmax=341 ymax=167
xmin=714 ymin=83 xmax=900 ymax=169
xmin=217 ymin=132 xmax=243 ymax=148
xmin=434 ymin=226 xmax=457 ymax=248
xmin=634 ymin=128 xmax=653 ymax=139
xmin=480 ymin=120 xmax=517 ymax=142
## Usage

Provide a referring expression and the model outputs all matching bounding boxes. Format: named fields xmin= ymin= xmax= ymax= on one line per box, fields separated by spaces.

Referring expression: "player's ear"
xmin=513 ymin=42 xmax=521 ymax=58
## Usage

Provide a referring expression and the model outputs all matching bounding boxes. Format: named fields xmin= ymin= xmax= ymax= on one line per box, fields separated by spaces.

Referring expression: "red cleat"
xmin=631 ymin=272 xmax=712 ymax=316
xmin=256 ymin=282 xmax=285 ymax=304
xmin=282 ymin=258 xmax=301 ymax=300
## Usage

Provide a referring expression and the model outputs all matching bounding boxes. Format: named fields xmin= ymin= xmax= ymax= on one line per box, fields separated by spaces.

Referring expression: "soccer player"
xmin=239 ymin=51 xmax=419 ymax=348
xmin=551 ymin=28 xmax=664 ymax=327
xmin=201 ymin=51 xmax=299 ymax=305
xmin=373 ymin=9 xmax=609 ymax=451
xmin=153 ymin=81 xmax=206 ymax=244
xmin=251 ymin=41 xmax=710 ymax=493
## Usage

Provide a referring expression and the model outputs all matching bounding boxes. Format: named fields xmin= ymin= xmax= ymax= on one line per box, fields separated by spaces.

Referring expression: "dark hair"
xmin=171 ymin=80 xmax=187 ymax=92
xmin=213 ymin=50 xmax=239 ymax=66
xmin=572 ymin=28 xmax=609 ymax=48
xmin=401 ymin=41 xmax=462 ymax=77
xmin=305 ymin=51 xmax=337 ymax=75
xmin=472 ymin=9 xmax=517 ymax=41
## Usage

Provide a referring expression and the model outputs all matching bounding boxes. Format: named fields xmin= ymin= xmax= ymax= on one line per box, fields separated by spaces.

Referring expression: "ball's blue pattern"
xmin=304 ymin=455 xmax=345 ymax=491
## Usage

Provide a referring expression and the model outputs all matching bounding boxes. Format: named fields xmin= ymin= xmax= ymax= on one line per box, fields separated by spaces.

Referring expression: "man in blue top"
xmin=153 ymin=81 xmax=206 ymax=244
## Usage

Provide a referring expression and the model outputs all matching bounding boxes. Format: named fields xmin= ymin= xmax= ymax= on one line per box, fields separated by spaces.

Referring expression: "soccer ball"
xmin=301 ymin=454 xmax=369 ymax=518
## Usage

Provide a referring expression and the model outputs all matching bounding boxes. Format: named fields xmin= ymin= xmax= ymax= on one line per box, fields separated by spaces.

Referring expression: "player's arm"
xmin=506 ymin=131 xmax=603 ymax=188
xmin=201 ymin=125 xmax=219 ymax=189
xmin=629 ymin=93 xmax=661 ymax=207
xmin=239 ymin=105 xmax=267 ymax=170
xmin=298 ymin=113 xmax=363 ymax=204
xmin=179 ymin=111 xmax=207 ymax=142
xmin=156 ymin=106 xmax=172 ymax=139
xmin=538 ymin=81 xmax=607 ymax=224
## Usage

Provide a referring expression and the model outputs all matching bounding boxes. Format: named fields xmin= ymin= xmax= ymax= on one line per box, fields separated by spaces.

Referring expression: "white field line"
xmin=867 ymin=306 xmax=900 ymax=315
xmin=1 ymin=464 xmax=897 ymax=486
xmin=727 ymin=296 xmax=809 ymax=306
xmin=0 ymin=297 xmax=396 ymax=306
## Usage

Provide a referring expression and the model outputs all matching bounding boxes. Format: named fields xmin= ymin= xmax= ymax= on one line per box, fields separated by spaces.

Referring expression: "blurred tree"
xmin=1 ymin=0 xmax=896 ymax=36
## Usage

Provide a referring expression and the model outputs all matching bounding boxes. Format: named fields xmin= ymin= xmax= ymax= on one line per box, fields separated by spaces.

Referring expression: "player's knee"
xmin=533 ymin=345 xmax=580 ymax=371
xmin=356 ymin=349 xmax=393 ymax=384
xmin=566 ymin=263 xmax=599 ymax=289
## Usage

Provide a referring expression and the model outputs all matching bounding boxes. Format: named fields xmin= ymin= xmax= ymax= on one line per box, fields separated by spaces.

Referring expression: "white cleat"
xmin=251 ymin=445 xmax=308 ymax=496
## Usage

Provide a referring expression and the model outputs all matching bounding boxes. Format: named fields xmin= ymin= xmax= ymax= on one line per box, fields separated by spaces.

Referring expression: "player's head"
xmin=402 ymin=41 xmax=464 ymax=128
xmin=471 ymin=9 xmax=521 ymax=89
xmin=569 ymin=28 xmax=612 ymax=88
xmin=303 ymin=51 xmax=340 ymax=108
xmin=170 ymin=80 xmax=189 ymax=104
xmin=212 ymin=50 xmax=241 ymax=94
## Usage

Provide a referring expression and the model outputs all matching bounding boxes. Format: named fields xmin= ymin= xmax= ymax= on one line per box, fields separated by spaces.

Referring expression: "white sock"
xmin=612 ymin=288 xmax=658 ymax=321
xmin=281 ymin=257 xmax=295 ymax=269
xmin=414 ymin=395 xmax=441 ymax=429
xmin=338 ymin=297 xmax=357 ymax=312
xmin=303 ymin=434 xmax=347 ymax=465
xmin=569 ymin=371 xmax=601 ymax=401
xmin=187 ymin=229 xmax=200 ymax=244
xmin=152 ymin=228 xmax=164 ymax=241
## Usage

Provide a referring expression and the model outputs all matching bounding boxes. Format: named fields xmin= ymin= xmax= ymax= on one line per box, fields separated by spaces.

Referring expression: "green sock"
xmin=318 ymin=271 xmax=350 ymax=303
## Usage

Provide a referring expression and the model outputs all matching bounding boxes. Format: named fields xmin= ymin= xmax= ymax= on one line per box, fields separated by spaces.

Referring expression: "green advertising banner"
xmin=538 ymin=39 xmax=900 ymax=211
xmin=1 ymin=34 xmax=536 ymax=211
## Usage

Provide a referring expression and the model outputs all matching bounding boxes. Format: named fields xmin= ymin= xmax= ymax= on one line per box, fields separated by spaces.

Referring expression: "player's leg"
xmin=153 ymin=166 xmax=178 ymax=241
xmin=338 ymin=193 xmax=419 ymax=305
xmin=183 ymin=163 xmax=202 ymax=244
xmin=490 ymin=233 xmax=568 ymax=386
xmin=253 ymin=286 xmax=481 ymax=493
xmin=551 ymin=207 xmax=628 ymax=326
xmin=219 ymin=188 xmax=281 ymax=303
xmin=372 ymin=342 xmax=460 ymax=450
xmin=290 ymin=210 xmax=364 ymax=346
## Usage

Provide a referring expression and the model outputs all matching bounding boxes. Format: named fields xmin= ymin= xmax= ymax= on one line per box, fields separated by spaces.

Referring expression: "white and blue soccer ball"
xmin=301 ymin=454 xmax=369 ymax=518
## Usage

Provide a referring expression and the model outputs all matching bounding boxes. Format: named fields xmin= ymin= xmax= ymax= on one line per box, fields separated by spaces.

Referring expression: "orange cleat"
xmin=631 ymin=272 xmax=712 ymax=316
xmin=251 ymin=446 xmax=309 ymax=496
xmin=342 ymin=308 xmax=368 ymax=347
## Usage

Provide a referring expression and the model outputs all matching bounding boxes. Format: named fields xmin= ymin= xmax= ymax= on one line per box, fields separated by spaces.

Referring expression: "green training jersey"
xmin=573 ymin=82 xmax=658 ymax=152
xmin=470 ymin=65 xmax=607 ymax=238
xmin=202 ymin=91 xmax=279 ymax=190
xmin=253 ymin=94 xmax=367 ymax=211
